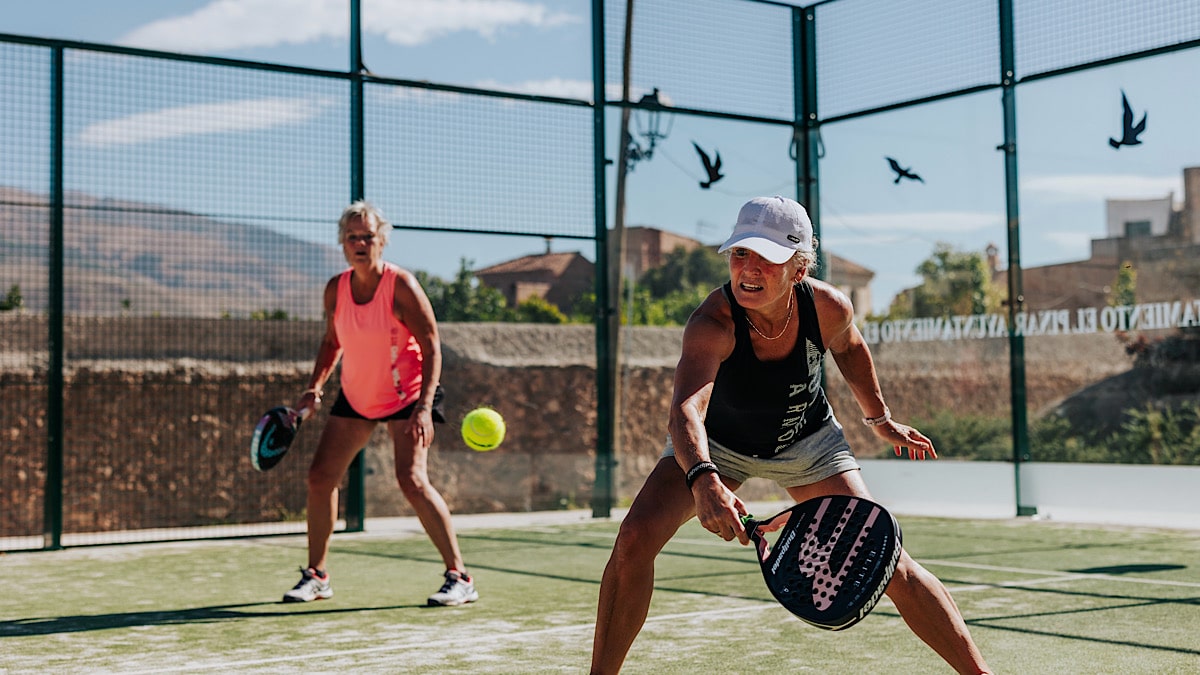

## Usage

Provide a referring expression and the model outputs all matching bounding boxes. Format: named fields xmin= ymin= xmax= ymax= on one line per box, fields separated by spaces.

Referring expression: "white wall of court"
xmin=858 ymin=459 xmax=1200 ymax=530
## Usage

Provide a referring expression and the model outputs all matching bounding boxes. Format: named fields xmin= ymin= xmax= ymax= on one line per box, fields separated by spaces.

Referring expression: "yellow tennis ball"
xmin=462 ymin=407 xmax=505 ymax=451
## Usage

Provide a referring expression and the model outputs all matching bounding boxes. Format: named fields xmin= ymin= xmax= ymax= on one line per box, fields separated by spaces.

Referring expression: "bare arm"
xmin=393 ymin=268 xmax=441 ymax=440
xmin=814 ymin=280 xmax=936 ymax=460
xmin=294 ymin=276 xmax=343 ymax=415
xmin=668 ymin=289 xmax=750 ymax=543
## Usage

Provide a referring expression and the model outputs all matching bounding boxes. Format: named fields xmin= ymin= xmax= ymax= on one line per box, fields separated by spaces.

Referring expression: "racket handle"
xmin=296 ymin=406 xmax=313 ymax=421
xmin=740 ymin=514 xmax=756 ymax=530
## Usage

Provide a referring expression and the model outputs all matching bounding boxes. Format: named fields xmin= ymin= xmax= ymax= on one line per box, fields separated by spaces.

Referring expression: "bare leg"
xmin=885 ymin=551 xmax=990 ymax=674
xmin=388 ymin=419 xmax=465 ymax=572
xmin=306 ymin=416 xmax=377 ymax=572
xmin=590 ymin=458 xmax=710 ymax=675
xmin=786 ymin=471 xmax=992 ymax=675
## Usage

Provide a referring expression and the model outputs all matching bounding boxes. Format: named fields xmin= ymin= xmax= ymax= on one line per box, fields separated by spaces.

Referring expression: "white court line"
xmin=124 ymin=603 xmax=778 ymax=673
xmin=121 ymin=532 xmax=1194 ymax=672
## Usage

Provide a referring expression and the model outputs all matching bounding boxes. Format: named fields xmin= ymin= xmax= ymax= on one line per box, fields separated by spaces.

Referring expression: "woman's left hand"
xmin=408 ymin=407 xmax=434 ymax=447
xmin=874 ymin=421 xmax=937 ymax=460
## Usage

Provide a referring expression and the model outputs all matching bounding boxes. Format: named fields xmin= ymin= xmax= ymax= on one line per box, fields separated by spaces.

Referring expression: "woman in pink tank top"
xmin=280 ymin=201 xmax=477 ymax=607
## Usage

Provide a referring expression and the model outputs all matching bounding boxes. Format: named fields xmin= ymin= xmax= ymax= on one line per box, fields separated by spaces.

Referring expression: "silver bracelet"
xmin=862 ymin=408 xmax=891 ymax=427
xmin=303 ymin=387 xmax=324 ymax=403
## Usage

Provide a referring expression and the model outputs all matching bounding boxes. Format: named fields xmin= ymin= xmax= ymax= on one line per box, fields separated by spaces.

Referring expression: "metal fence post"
xmin=999 ymin=0 xmax=1036 ymax=517
xmin=44 ymin=45 xmax=65 ymax=550
xmin=344 ymin=0 xmax=367 ymax=532
xmin=591 ymin=0 xmax=615 ymax=518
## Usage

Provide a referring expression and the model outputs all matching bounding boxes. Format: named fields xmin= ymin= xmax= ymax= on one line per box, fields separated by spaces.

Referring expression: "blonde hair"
xmin=337 ymin=200 xmax=390 ymax=246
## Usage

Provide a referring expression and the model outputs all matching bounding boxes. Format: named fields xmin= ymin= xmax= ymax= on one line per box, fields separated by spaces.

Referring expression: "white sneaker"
xmin=427 ymin=570 xmax=479 ymax=606
xmin=283 ymin=567 xmax=333 ymax=602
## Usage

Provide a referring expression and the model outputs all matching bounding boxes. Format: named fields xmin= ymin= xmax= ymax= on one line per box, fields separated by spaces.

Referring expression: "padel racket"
xmin=741 ymin=495 xmax=902 ymax=631
xmin=250 ymin=406 xmax=309 ymax=472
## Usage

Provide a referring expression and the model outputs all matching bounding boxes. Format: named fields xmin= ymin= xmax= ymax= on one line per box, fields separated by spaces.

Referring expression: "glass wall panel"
xmin=1017 ymin=47 xmax=1200 ymax=466
xmin=819 ymin=93 xmax=1012 ymax=462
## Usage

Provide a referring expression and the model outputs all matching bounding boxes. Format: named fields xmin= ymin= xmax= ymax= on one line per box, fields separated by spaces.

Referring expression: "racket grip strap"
xmin=685 ymin=460 xmax=720 ymax=489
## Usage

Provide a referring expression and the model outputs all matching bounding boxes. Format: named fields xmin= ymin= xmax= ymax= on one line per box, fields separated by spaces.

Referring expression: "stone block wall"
xmin=1 ymin=315 xmax=1133 ymax=537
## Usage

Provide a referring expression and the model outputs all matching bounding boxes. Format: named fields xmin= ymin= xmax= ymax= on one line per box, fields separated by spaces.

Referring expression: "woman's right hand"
xmin=294 ymin=388 xmax=322 ymax=419
xmin=691 ymin=475 xmax=750 ymax=545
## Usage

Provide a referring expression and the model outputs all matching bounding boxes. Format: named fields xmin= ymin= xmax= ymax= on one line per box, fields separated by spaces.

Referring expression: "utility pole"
xmin=606 ymin=0 xmax=636 ymax=500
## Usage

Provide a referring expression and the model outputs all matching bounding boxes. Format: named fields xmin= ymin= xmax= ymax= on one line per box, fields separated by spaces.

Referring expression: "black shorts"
xmin=329 ymin=385 xmax=446 ymax=423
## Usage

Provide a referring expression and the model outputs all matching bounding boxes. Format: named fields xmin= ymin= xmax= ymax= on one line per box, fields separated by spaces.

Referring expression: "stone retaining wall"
xmin=1 ymin=315 xmax=1132 ymax=536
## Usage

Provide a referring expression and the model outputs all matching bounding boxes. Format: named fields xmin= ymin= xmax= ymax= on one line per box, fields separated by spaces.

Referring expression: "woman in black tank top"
xmin=705 ymin=280 xmax=834 ymax=458
xmin=591 ymin=196 xmax=992 ymax=675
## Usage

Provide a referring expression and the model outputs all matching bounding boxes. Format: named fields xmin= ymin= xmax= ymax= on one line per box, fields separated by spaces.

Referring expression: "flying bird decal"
xmin=692 ymin=141 xmax=724 ymax=189
xmin=885 ymin=157 xmax=923 ymax=184
xmin=1108 ymin=90 xmax=1147 ymax=149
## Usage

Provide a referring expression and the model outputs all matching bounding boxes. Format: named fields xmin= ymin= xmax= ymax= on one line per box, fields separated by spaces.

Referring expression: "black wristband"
xmin=685 ymin=461 xmax=719 ymax=489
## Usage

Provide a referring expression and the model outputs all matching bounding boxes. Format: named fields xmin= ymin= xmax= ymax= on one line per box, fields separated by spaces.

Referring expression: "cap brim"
xmin=717 ymin=234 xmax=797 ymax=265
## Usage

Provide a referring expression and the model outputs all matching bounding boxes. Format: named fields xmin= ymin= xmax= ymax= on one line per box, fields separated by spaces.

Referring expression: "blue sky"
xmin=4 ymin=0 xmax=1198 ymax=314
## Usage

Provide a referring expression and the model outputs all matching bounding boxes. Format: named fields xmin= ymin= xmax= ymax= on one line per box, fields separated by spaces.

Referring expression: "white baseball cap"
xmin=717 ymin=196 xmax=813 ymax=264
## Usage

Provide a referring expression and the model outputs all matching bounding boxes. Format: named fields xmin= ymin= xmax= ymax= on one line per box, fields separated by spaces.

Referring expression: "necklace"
xmin=745 ymin=292 xmax=793 ymax=340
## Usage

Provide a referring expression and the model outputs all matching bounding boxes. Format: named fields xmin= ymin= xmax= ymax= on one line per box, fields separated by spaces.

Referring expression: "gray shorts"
xmin=662 ymin=417 xmax=860 ymax=488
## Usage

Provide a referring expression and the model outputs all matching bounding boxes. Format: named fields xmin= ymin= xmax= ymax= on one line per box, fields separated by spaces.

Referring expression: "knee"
xmin=885 ymin=555 xmax=934 ymax=600
xmin=609 ymin=518 xmax=665 ymax=569
xmin=394 ymin=468 xmax=432 ymax=500
xmin=306 ymin=464 xmax=342 ymax=495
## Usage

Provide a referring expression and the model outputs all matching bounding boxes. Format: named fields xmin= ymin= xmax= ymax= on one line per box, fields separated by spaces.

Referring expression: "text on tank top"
xmin=334 ymin=264 xmax=424 ymax=418
xmin=705 ymin=280 xmax=832 ymax=457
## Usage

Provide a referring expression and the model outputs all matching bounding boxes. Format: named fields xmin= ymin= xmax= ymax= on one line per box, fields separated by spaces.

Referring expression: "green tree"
xmin=1111 ymin=261 xmax=1136 ymax=307
xmin=419 ymin=259 xmax=514 ymax=322
xmin=0 ymin=284 xmax=23 ymax=311
xmin=893 ymin=242 xmax=1001 ymax=319
xmin=640 ymin=246 xmax=726 ymax=299
xmin=515 ymin=295 xmax=567 ymax=323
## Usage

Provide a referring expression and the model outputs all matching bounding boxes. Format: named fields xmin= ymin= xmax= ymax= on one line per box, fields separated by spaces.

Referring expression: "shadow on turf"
xmin=959 ymin=581 xmax=1200 ymax=657
xmin=1068 ymin=563 xmax=1186 ymax=574
xmin=266 ymin=532 xmax=776 ymax=606
xmin=0 ymin=601 xmax=428 ymax=638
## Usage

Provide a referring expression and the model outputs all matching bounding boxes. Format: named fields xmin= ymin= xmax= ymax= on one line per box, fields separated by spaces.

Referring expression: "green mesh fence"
xmin=3 ymin=0 xmax=1200 ymax=550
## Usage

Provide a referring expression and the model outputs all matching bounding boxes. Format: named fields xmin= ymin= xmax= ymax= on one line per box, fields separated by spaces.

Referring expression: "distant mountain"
xmin=0 ymin=187 xmax=347 ymax=319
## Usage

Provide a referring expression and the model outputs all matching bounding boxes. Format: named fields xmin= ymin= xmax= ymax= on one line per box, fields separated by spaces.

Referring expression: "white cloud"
xmin=472 ymin=78 xmax=608 ymax=101
xmin=119 ymin=0 xmax=346 ymax=51
xmin=76 ymin=96 xmax=335 ymax=148
xmin=1023 ymin=174 xmax=1183 ymax=203
xmin=381 ymin=87 xmax=466 ymax=105
xmin=371 ymin=0 xmax=577 ymax=47
xmin=118 ymin=0 xmax=577 ymax=52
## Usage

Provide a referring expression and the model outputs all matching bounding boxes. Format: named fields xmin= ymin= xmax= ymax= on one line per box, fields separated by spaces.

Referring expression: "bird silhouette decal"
xmin=1108 ymin=90 xmax=1147 ymax=149
xmin=692 ymin=141 xmax=724 ymax=189
xmin=885 ymin=157 xmax=924 ymax=184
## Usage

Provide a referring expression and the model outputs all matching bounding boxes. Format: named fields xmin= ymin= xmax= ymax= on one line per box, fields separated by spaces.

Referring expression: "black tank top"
xmin=705 ymin=281 xmax=833 ymax=458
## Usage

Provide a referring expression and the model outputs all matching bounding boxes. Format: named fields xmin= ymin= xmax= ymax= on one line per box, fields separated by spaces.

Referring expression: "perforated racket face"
xmin=748 ymin=495 xmax=902 ymax=631
xmin=250 ymin=406 xmax=301 ymax=472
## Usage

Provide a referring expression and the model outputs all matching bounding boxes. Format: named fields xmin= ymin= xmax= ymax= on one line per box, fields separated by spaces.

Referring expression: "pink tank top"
xmin=334 ymin=264 xmax=424 ymax=418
